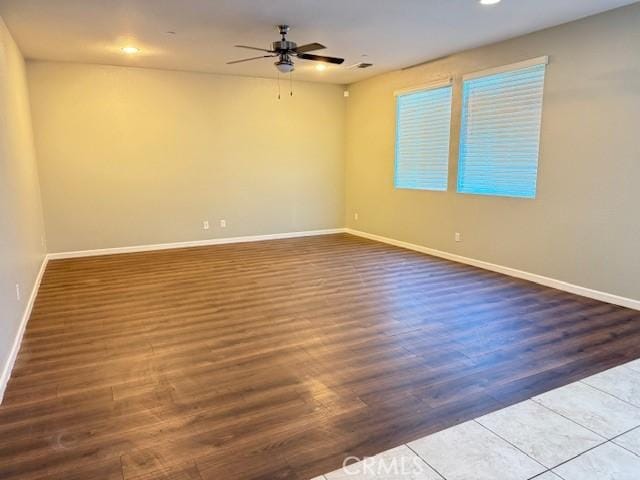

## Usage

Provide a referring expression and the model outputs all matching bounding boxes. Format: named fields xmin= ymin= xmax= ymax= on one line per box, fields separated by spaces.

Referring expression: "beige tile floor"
xmin=312 ymin=359 xmax=640 ymax=480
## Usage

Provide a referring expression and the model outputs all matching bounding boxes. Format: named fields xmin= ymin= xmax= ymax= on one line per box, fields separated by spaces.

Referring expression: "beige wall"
xmin=345 ymin=3 xmax=640 ymax=300
xmin=0 ymin=17 xmax=45 ymax=390
xmin=27 ymin=62 xmax=346 ymax=253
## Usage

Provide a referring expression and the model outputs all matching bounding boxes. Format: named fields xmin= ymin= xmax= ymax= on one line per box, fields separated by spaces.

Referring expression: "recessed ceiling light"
xmin=315 ymin=64 xmax=327 ymax=71
xmin=121 ymin=46 xmax=140 ymax=54
xmin=480 ymin=0 xmax=501 ymax=4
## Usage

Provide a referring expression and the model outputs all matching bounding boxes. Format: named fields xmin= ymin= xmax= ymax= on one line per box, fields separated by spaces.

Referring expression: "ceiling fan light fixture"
xmin=275 ymin=59 xmax=295 ymax=73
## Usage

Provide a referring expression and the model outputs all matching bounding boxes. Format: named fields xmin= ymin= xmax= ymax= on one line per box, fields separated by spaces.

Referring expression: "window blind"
xmin=395 ymin=84 xmax=452 ymax=191
xmin=457 ymin=60 xmax=547 ymax=198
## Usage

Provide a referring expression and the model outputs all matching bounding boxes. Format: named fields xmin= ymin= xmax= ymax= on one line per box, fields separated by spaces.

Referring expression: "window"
xmin=457 ymin=57 xmax=547 ymax=198
xmin=394 ymin=83 xmax=452 ymax=191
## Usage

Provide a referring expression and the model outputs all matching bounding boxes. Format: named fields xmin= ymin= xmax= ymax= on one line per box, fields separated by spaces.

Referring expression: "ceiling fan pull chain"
xmin=290 ymin=71 xmax=293 ymax=97
xmin=277 ymin=71 xmax=281 ymax=100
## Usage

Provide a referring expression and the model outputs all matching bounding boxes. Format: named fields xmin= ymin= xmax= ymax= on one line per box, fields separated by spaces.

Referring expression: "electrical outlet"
xmin=354 ymin=213 xmax=359 ymax=221
xmin=203 ymin=220 xmax=210 ymax=230
xmin=16 ymin=283 xmax=21 ymax=301
xmin=220 ymin=219 xmax=227 ymax=228
xmin=455 ymin=232 xmax=462 ymax=242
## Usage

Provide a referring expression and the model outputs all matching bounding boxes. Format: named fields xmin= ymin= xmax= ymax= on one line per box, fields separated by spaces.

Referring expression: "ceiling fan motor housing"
xmin=272 ymin=40 xmax=297 ymax=52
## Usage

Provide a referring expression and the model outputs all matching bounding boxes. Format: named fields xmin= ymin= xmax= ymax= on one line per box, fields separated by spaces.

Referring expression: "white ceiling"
xmin=0 ymin=0 xmax=636 ymax=84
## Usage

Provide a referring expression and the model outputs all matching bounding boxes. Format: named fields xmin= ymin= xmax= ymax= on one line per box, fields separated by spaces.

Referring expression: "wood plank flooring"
xmin=1 ymin=233 xmax=639 ymax=480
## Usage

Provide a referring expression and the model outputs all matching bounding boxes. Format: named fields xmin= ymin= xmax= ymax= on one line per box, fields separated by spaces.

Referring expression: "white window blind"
xmin=457 ymin=58 xmax=547 ymax=198
xmin=395 ymin=84 xmax=452 ymax=191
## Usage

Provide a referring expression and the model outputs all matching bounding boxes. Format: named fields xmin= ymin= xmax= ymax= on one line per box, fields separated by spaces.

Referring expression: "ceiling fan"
xmin=227 ymin=25 xmax=345 ymax=73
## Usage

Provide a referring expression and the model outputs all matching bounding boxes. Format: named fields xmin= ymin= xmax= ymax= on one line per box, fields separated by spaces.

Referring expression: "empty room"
xmin=1 ymin=0 xmax=640 ymax=479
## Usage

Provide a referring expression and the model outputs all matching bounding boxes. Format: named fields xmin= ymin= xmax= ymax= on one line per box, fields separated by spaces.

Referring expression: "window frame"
xmin=456 ymin=56 xmax=548 ymax=199
xmin=393 ymin=79 xmax=453 ymax=192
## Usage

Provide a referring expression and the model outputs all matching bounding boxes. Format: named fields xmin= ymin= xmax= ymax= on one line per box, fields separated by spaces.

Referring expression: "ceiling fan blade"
xmin=296 ymin=53 xmax=344 ymax=64
xmin=227 ymin=55 xmax=275 ymax=65
xmin=234 ymin=45 xmax=274 ymax=53
xmin=294 ymin=42 xmax=326 ymax=53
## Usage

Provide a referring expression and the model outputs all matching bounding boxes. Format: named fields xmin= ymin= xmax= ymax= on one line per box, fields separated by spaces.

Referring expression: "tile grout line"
xmin=530 ymin=471 xmax=559 ymax=480
xmin=526 ymin=361 xmax=640 ymax=456
xmin=412 ymin=410 xmax=639 ymax=480
xmin=528 ymin=397 xmax=611 ymax=441
xmin=604 ymin=439 xmax=640 ymax=460
xmin=606 ymin=425 xmax=640 ymax=458
xmin=578 ymin=377 xmax=640 ymax=411
xmin=472 ymin=419 xmax=550 ymax=471
xmin=404 ymin=442 xmax=448 ymax=480
xmin=551 ymin=470 xmax=568 ymax=480
xmin=540 ymin=439 xmax=621 ymax=476
xmin=475 ymin=411 xmax=616 ymax=474
xmin=319 ymin=398 xmax=635 ymax=479
xmin=477 ymin=381 xmax=640 ymax=472
xmin=317 ymin=362 xmax=640 ymax=480
xmin=609 ymin=424 xmax=640 ymax=442
xmin=576 ymin=374 xmax=640 ymax=409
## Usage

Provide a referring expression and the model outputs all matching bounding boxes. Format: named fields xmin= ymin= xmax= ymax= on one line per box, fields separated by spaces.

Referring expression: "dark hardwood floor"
xmin=1 ymin=233 xmax=639 ymax=479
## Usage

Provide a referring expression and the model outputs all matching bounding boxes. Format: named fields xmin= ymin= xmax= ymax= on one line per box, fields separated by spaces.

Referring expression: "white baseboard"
xmin=47 ymin=228 xmax=347 ymax=260
xmin=0 ymin=255 xmax=49 ymax=404
xmin=345 ymin=228 xmax=640 ymax=311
